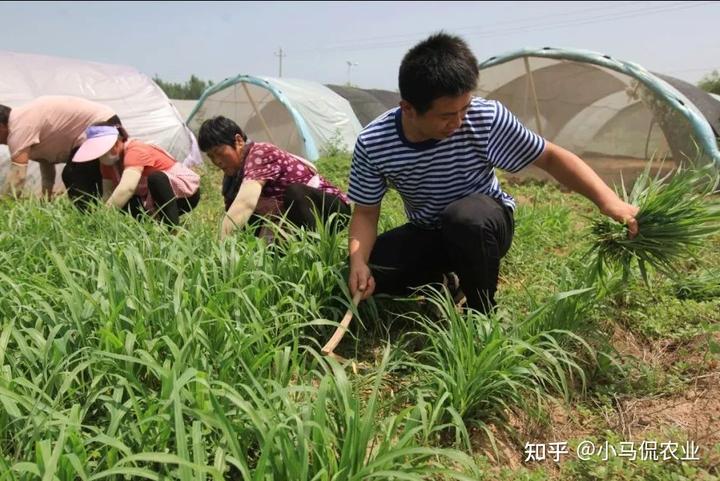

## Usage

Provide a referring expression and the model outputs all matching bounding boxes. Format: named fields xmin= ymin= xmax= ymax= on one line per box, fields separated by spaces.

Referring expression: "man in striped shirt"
xmin=347 ymin=32 xmax=639 ymax=314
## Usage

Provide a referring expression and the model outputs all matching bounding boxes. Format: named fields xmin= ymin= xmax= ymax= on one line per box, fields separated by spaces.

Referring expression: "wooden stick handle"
xmin=321 ymin=291 xmax=363 ymax=355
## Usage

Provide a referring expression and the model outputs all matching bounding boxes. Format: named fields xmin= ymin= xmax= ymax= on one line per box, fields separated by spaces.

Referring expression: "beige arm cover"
xmin=1 ymin=148 xmax=31 ymax=196
xmin=2 ymin=162 xmax=28 ymax=197
xmin=106 ymin=167 xmax=142 ymax=209
xmin=220 ymin=179 xmax=263 ymax=239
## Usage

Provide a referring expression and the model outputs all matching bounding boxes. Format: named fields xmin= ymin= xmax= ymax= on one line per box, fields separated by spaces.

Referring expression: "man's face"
xmin=0 ymin=123 xmax=8 ymax=145
xmin=206 ymin=135 xmax=245 ymax=176
xmin=404 ymin=92 xmax=473 ymax=141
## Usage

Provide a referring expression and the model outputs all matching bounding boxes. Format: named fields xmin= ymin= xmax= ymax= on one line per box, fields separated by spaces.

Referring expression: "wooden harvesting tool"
xmin=321 ymin=291 xmax=363 ymax=361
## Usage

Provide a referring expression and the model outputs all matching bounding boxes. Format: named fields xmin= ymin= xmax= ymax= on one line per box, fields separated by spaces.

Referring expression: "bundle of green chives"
xmin=587 ymin=162 xmax=720 ymax=284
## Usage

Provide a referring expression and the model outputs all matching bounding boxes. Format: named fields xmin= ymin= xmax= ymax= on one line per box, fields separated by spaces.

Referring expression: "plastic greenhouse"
xmin=170 ymin=99 xmax=200 ymax=123
xmin=325 ymin=85 xmax=400 ymax=127
xmin=187 ymin=76 xmax=362 ymax=161
xmin=0 ymin=50 xmax=202 ymax=192
xmin=475 ymin=47 xmax=720 ymax=171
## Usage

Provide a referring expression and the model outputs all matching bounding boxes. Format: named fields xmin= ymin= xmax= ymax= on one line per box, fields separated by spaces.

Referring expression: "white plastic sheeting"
xmin=170 ymin=99 xmax=199 ymax=123
xmin=475 ymin=57 xmax=674 ymax=160
xmin=475 ymin=49 xmax=720 ymax=168
xmin=0 ymin=50 xmax=202 ymax=192
xmin=188 ymin=76 xmax=362 ymax=161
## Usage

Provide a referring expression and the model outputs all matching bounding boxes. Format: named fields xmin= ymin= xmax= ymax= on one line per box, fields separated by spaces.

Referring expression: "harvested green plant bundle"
xmin=587 ymin=163 xmax=720 ymax=284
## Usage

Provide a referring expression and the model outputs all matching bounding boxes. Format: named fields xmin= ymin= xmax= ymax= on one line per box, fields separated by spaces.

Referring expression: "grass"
xmin=0 ymin=193 xmax=481 ymax=479
xmin=674 ymin=269 xmax=720 ymax=302
xmin=1 ymin=156 xmax=719 ymax=479
xmin=400 ymin=287 xmax=594 ymax=453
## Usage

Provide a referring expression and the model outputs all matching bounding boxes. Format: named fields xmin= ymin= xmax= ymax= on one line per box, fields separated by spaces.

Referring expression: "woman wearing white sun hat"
xmin=72 ymin=124 xmax=201 ymax=225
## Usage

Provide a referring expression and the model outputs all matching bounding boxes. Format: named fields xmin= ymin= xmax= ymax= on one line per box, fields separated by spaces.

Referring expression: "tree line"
xmin=698 ymin=71 xmax=720 ymax=96
xmin=153 ymin=74 xmax=214 ymax=100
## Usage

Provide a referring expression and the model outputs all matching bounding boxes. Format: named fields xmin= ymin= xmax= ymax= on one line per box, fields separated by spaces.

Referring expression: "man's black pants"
xmin=369 ymin=193 xmax=514 ymax=314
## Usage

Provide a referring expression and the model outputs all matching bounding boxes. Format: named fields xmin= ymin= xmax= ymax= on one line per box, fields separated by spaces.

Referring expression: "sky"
xmin=1 ymin=1 xmax=719 ymax=91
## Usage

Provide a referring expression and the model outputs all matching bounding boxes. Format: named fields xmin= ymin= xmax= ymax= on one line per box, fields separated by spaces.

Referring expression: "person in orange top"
xmin=71 ymin=124 xmax=201 ymax=225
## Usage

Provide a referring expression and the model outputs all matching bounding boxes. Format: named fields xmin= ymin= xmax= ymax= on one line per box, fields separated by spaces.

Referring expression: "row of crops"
xmin=1 ymin=165 xmax=718 ymax=479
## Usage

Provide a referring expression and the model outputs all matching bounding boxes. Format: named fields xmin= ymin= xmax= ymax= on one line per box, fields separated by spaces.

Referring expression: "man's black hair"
xmin=198 ymin=116 xmax=247 ymax=152
xmin=398 ymin=32 xmax=479 ymax=114
xmin=0 ymin=104 xmax=11 ymax=125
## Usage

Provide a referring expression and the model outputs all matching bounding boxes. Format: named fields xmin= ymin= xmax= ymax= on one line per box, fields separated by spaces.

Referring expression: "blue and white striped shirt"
xmin=348 ymin=97 xmax=545 ymax=228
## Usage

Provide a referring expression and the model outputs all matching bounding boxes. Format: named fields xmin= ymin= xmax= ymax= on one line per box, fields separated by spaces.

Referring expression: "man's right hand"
xmin=349 ymin=261 xmax=375 ymax=301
